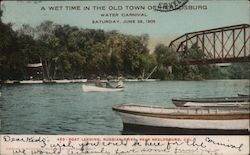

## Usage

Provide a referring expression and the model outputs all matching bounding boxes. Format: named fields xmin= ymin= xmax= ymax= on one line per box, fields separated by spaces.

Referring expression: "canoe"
xmin=82 ymin=85 xmax=124 ymax=92
xmin=172 ymin=96 xmax=250 ymax=107
xmin=112 ymin=103 xmax=250 ymax=134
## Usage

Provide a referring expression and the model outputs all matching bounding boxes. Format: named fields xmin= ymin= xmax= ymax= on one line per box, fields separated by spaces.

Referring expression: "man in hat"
xmin=105 ymin=76 xmax=113 ymax=88
xmin=95 ymin=76 xmax=103 ymax=87
xmin=116 ymin=75 xmax=124 ymax=88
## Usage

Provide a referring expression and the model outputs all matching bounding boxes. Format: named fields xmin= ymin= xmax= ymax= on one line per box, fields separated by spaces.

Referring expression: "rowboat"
xmin=112 ymin=103 xmax=250 ymax=134
xmin=172 ymin=96 xmax=250 ymax=107
xmin=183 ymin=101 xmax=249 ymax=107
xmin=82 ymin=85 xmax=124 ymax=92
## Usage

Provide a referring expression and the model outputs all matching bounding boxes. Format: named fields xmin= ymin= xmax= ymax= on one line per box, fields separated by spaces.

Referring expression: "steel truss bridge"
xmin=169 ymin=24 xmax=250 ymax=64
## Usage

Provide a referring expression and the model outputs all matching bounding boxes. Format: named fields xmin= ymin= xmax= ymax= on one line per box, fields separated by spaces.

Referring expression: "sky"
xmin=1 ymin=0 xmax=249 ymax=50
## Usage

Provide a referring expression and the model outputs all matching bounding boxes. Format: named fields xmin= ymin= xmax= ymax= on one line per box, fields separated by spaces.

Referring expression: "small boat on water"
xmin=112 ymin=103 xmax=250 ymax=134
xmin=172 ymin=96 xmax=250 ymax=107
xmin=19 ymin=80 xmax=43 ymax=84
xmin=183 ymin=101 xmax=249 ymax=107
xmin=70 ymin=79 xmax=87 ymax=83
xmin=54 ymin=79 xmax=71 ymax=83
xmin=82 ymin=85 xmax=124 ymax=92
xmin=55 ymin=79 xmax=87 ymax=83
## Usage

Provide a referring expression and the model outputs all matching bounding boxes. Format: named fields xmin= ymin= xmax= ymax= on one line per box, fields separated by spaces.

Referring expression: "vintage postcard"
xmin=0 ymin=0 xmax=249 ymax=155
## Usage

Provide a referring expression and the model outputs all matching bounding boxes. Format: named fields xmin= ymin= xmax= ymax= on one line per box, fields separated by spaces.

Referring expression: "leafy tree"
xmin=55 ymin=52 xmax=86 ymax=79
xmin=0 ymin=9 xmax=26 ymax=80
xmin=1 ymin=14 xmax=248 ymax=81
xmin=181 ymin=43 xmax=205 ymax=60
xmin=138 ymin=54 xmax=157 ymax=78
xmin=154 ymin=44 xmax=179 ymax=79
xmin=178 ymin=43 xmax=216 ymax=80
xmin=227 ymin=62 xmax=250 ymax=79
xmin=86 ymin=42 xmax=109 ymax=75
xmin=106 ymin=33 xmax=126 ymax=75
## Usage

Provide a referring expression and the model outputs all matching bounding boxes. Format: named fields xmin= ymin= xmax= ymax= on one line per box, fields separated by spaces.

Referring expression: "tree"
xmin=181 ymin=43 xmax=205 ymax=60
xmin=106 ymin=33 xmax=126 ymax=75
xmin=138 ymin=54 xmax=157 ymax=78
xmin=86 ymin=42 xmax=109 ymax=75
xmin=178 ymin=43 xmax=216 ymax=80
xmin=227 ymin=63 xmax=250 ymax=79
xmin=55 ymin=52 xmax=86 ymax=79
xmin=34 ymin=21 xmax=61 ymax=80
xmin=0 ymin=8 xmax=27 ymax=80
xmin=154 ymin=44 xmax=179 ymax=79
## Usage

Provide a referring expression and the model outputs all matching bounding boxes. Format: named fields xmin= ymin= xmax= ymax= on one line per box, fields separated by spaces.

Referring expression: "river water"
xmin=0 ymin=80 xmax=249 ymax=135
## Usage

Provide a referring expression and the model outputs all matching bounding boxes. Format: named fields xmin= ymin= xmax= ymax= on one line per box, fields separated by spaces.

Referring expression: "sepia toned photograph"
xmin=0 ymin=0 xmax=249 ymax=139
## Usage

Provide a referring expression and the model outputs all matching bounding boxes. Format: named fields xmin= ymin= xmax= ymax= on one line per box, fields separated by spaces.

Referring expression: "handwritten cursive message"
xmin=0 ymin=135 xmax=248 ymax=155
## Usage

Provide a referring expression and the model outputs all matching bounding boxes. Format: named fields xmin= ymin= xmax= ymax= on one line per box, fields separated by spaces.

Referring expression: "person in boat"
xmin=95 ymin=76 xmax=103 ymax=87
xmin=105 ymin=77 xmax=113 ymax=88
xmin=116 ymin=75 xmax=124 ymax=88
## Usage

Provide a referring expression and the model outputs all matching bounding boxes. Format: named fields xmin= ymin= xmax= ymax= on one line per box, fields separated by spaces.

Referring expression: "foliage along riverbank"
xmin=0 ymin=9 xmax=249 ymax=81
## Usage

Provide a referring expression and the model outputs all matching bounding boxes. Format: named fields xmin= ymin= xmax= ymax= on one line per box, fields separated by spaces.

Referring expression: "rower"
xmin=106 ymin=76 xmax=113 ymax=88
xmin=95 ymin=76 xmax=103 ymax=87
xmin=116 ymin=75 xmax=124 ymax=88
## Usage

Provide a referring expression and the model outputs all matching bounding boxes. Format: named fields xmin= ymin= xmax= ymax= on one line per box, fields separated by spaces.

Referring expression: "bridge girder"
xmin=169 ymin=24 xmax=250 ymax=65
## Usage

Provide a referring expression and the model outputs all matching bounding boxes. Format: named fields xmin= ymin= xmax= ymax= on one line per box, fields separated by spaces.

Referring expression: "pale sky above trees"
xmin=1 ymin=0 xmax=249 ymax=51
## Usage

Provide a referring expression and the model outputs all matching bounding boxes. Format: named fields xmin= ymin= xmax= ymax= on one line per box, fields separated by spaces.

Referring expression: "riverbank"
xmin=2 ymin=78 xmax=161 ymax=84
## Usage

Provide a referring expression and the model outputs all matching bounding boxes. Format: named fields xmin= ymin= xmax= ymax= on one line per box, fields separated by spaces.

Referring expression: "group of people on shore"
xmin=95 ymin=75 xmax=124 ymax=88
